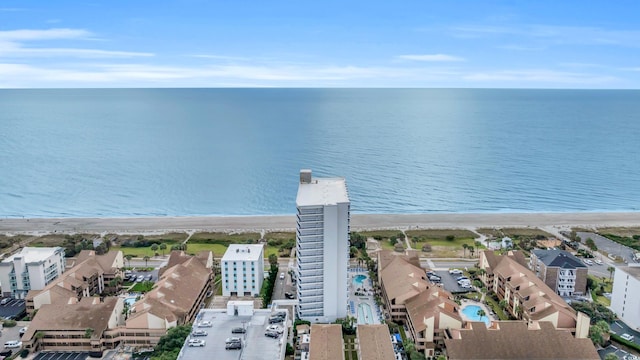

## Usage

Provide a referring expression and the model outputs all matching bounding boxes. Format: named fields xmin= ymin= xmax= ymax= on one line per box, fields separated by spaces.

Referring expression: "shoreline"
xmin=1 ymin=211 xmax=639 ymax=235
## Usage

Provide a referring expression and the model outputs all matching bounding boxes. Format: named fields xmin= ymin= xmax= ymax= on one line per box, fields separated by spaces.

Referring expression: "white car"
xmin=188 ymin=339 xmax=206 ymax=347
xmin=449 ymin=269 xmax=463 ymax=275
xmin=19 ymin=327 xmax=27 ymax=336
xmin=621 ymin=333 xmax=635 ymax=341
xmin=583 ymin=259 xmax=593 ymax=266
xmin=197 ymin=321 xmax=213 ymax=328
xmin=594 ymin=259 xmax=603 ymax=265
xmin=4 ymin=341 xmax=22 ymax=348
xmin=280 ymin=273 xmax=285 ymax=280
xmin=266 ymin=325 xmax=284 ymax=334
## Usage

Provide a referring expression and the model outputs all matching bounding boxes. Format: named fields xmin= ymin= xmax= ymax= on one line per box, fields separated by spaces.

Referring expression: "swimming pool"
xmin=124 ymin=297 xmax=137 ymax=307
xmin=353 ymin=274 xmax=367 ymax=286
xmin=461 ymin=304 xmax=490 ymax=326
xmin=357 ymin=303 xmax=375 ymax=325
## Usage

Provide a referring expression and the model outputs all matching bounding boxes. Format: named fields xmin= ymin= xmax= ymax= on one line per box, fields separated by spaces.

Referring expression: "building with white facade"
xmin=529 ymin=249 xmax=588 ymax=296
xmin=611 ymin=264 xmax=640 ymax=331
xmin=0 ymin=247 xmax=65 ymax=299
xmin=221 ymin=244 xmax=265 ymax=297
xmin=296 ymin=169 xmax=350 ymax=323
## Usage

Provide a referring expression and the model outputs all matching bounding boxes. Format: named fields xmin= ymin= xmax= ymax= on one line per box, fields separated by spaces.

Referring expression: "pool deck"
xmin=348 ymin=267 xmax=383 ymax=325
xmin=459 ymin=299 xmax=495 ymax=325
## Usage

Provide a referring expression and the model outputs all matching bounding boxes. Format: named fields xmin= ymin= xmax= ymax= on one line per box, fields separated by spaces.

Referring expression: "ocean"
xmin=1 ymin=88 xmax=639 ymax=218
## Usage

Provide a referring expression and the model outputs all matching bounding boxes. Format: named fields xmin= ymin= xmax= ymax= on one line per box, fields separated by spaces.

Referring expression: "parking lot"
xmin=0 ymin=298 xmax=26 ymax=320
xmin=33 ymin=352 xmax=89 ymax=360
xmin=432 ymin=270 xmax=475 ymax=294
xmin=598 ymin=344 xmax=638 ymax=360
xmin=124 ymin=269 xmax=158 ymax=283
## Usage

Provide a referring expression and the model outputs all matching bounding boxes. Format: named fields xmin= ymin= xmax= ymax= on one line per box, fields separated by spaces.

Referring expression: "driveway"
xmin=611 ymin=320 xmax=640 ymax=346
xmin=435 ymin=270 xmax=474 ymax=294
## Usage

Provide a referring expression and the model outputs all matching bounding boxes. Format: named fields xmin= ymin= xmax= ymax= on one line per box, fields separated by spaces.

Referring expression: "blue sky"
xmin=1 ymin=1 xmax=640 ymax=88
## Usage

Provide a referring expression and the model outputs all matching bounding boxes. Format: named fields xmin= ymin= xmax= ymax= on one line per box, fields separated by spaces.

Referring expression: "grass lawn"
xmin=264 ymin=232 xmax=295 ymax=241
xmin=485 ymin=296 xmax=510 ymax=320
xmin=476 ymin=227 xmax=553 ymax=239
xmin=380 ymin=239 xmax=400 ymax=251
xmin=406 ymin=229 xmax=478 ymax=240
xmin=130 ymin=281 xmax=154 ymax=293
xmin=116 ymin=246 xmax=163 ymax=257
xmin=190 ymin=232 xmax=261 ymax=242
xmin=399 ymin=326 xmax=407 ymax=342
xmin=360 ymin=230 xmax=403 ymax=240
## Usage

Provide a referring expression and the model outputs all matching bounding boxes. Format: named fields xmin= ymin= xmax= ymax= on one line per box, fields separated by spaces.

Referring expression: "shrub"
xmin=3 ymin=319 xmax=17 ymax=327
xmin=20 ymin=349 xmax=29 ymax=358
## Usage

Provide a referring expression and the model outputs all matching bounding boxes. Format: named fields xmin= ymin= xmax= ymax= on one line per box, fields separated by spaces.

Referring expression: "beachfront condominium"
xmin=610 ymin=264 xmax=640 ymax=330
xmin=0 ymin=247 xmax=65 ymax=299
xmin=221 ymin=244 xmax=265 ymax=297
xmin=296 ymin=169 xmax=350 ymax=323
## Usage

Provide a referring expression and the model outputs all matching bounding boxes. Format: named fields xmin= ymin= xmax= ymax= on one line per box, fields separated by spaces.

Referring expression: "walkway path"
xmin=402 ymin=229 xmax=412 ymax=250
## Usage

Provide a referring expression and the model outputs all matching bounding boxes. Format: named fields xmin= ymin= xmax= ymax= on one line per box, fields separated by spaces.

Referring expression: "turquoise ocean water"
xmin=1 ymin=88 xmax=639 ymax=218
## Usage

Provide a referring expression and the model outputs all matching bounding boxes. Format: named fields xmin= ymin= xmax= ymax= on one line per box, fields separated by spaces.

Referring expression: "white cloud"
xmin=0 ymin=28 xmax=91 ymax=41
xmin=396 ymin=54 xmax=465 ymax=62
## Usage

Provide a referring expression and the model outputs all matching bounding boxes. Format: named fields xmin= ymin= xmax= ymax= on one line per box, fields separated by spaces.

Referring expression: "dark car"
xmin=265 ymin=331 xmax=280 ymax=338
xmin=231 ymin=327 xmax=246 ymax=334
xmin=284 ymin=292 xmax=295 ymax=299
xmin=0 ymin=349 xmax=12 ymax=357
xmin=269 ymin=316 xmax=284 ymax=324
xmin=225 ymin=342 xmax=242 ymax=350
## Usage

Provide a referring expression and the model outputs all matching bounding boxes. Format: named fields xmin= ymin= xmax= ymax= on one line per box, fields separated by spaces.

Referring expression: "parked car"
xmin=187 ymin=339 xmax=205 ymax=347
xmin=225 ymin=337 xmax=242 ymax=344
xmin=206 ymin=290 xmax=213 ymax=298
xmin=231 ymin=327 xmax=246 ymax=334
xmin=594 ymin=259 xmax=603 ymax=265
xmin=145 ymin=274 xmax=153 ymax=281
xmin=583 ymin=259 xmax=593 ymax=266
xmin=0 ymin=349 xmax=12 ymax=357
xmin=265 ymin=331 xmax=280 ymax=338
xmin=269 ymin=316 xmax=284 ymax=324
xmin=621 ymin=333 xmax=635 ymax=341
xmin=19 ymin=327 xmax=27 ymax=336
xmin=136 ymin=275 xmax=145 ymax=282
xmin=0 ymin=298 xmax=10 ymax=305
xmin=266 ymin=325 xmax=284 ymax=334
xmin=426 ymin=271 xmax=437 ymax=277
xmin=4 ymin=341 xmax=22 ymax=349
xmin=280 ymin=273 xmax=285 ymax=280
xmin=191 ymin=330 xmax=208 ymax=337
xmin=284 ymin=292 xmax=295 ymax=299
xmin=449 ymin=269 xmax=463 ymax=275
xmin=429 ymin=276 xmax=441 ymax=282
xmin=456 ymin=276 xmax=469 ymax=281
xmin=197 ymin=321 xmax=213 ymax=327
xmin=225 ymin=342 xmax=242 ymax=350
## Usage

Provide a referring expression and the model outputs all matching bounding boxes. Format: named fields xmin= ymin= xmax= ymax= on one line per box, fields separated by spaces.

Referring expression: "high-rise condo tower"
xmin=295 ymin=169 xmax=350 ymax=323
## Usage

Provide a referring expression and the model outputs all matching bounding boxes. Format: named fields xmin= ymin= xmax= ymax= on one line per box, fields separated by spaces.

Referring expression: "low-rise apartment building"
xmin=610 ymin=264 xmax=640 ymax=330
xmin=377 ymin=250 xmax=462 ymax=357
xmin=26 ymin=250 xmax=123 ymax=315
xmin=22 ymin=250 xmax=213 ymax=354
xmin=445 ymin=321 xmax=599 ymax=359
xmin=0 ymin=247 xmax=65 ymax=299
xmin=356 ymin=324 xmax=397 ymax=360
xmin=529 ymin=249 xmax=588 ymax=296
xmin=221 ymin=244 xmax=264 ymax=297
xmin=478 ymin=250 xmax=590 ymax=338
xmin=309 ymin=324 xmax=344 ymax=360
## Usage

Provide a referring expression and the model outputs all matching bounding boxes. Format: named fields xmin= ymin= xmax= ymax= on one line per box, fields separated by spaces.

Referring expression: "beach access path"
xmin=1 ymin=212 xmax=639 ymax=235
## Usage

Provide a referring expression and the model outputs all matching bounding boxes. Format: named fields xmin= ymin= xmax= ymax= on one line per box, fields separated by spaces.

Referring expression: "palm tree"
xmin=124 ymin=254 xmax=133 ymax=268
xmin=159 ymin=243 xmax=167 ymax=256
xmin=151 ymin=244 xmax=159 ymax=254
xmin=477 ymin=309 xmax=486 ymax=322
xmin=499 ymin=299 xmax=508 ymax=310
xmin=607 ymin=266 xmax=615 ymax=283
xmin=143 ymin=255 xmax=150 ymax=268
xmin=469 ymin=246 xmax=476 ymax=258
xmin=462 ymin=244 xmax=468 ymax=258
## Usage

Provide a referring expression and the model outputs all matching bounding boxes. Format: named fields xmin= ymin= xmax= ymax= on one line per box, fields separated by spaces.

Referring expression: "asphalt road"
xmin=272 ymin=263 xmax=294 ymax=301
xmin=578 ymin=231 xmax=637 ymax=264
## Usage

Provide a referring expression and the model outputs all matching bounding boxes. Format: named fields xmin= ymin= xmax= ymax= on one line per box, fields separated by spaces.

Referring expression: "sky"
xmin=1 ymin=1 xmax=640 ymax=88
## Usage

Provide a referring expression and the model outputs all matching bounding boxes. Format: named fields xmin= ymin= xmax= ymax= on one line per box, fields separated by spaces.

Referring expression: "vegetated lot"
xmin=113 ymin=233 xmax=187 ymax=257
xmin=264 ymin=232 xmax=296 ymax=257
xmin=476 ymin=227 xmax=553 ymax=239
xmin=360 ymin=230 xmax=405 ymax=251
xmin=406 ymin=229 xmax=479 ymax=257
xmin=188 ymin=232 xmax=284 ymax=258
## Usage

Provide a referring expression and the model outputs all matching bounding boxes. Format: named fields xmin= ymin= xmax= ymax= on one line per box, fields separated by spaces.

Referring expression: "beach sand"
xmin=1 ymin=212 xmax=639 ymax=235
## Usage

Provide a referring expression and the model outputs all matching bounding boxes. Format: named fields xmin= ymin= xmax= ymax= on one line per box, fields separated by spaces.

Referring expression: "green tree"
xmin=159 ymin=243 xmax=167 ymax=256
xmin=446 ymin=235 xmax=455 ymax=242
xmin=604 ymin=353 xmax=619 ymax=360
xmin=151 ymin=244 xmax=159 ymax=253
xmin=125 ymin=254 xmax=133 ymax=268
xmin=477 ymin=309 xmax=486 ymax=322
xmin=349 ymin=246 xmax=358 ymax=258
xmin=143 ymin=255 xmax=150 ymax=267
xmin=499 ymin=299 xmax=508 ymax=310
xmin=588 ymin=320 xmax=610 ymax=347
xmin=268 ymin=253 xmax=278 ymax=267
xmin=469 ymin=246 xmax=476 ymax=257
xmin=462 ymin=244 xmax=468 ymax=257
xmin=607 ymin=266 xmax=615 ymax=283
xmin=153 ymin=325 xmax=192 ymax=358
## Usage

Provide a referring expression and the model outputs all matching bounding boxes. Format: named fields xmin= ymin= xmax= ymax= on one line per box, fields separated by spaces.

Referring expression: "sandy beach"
xmin=1 ymin=212 xmax=639 ymax=235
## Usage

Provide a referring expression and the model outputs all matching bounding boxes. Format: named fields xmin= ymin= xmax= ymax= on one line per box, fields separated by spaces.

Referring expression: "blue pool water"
xmin=353 ymin=275 xmax=367 ymax=286
xmin=461 ymin=304 xmax=490 ymax=326
xmin=357 ymin=303 xmax=375 ymax=325
xmin=124 ymin=297 xmax=137 ymax=306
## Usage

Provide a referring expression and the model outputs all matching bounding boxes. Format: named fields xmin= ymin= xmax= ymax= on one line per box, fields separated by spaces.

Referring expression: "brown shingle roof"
xmin=76 ymin=250 xmax=120 ymax=273
xmin=444 ymin=321 xmax=599 ymax=359
xmin=357 ymin=325 xmax=396 ymax=360
xmin=24 ymin=297 xmax=120 ymax=341
xmin=309 ymin=324 xmax=344 ymax=360
xmin=380 ymin=255 xmax=429 ymax=303
xmin=405 ymin=287 xmax=461 ymax=332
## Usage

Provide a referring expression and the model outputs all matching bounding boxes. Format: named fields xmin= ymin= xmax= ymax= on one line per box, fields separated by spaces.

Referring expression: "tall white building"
xmin=296 ymin=169 xmax=350 ymax=323
xmin=0 ymin=247 xmax=66 ymax=299
xmin=611 ymin=264 xmax=640 ymax=330
xmin=221 ymin=244 xmax=265 ymax=297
